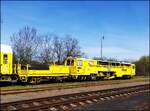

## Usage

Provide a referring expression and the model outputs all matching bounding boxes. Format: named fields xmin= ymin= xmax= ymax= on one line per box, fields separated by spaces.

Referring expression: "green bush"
xmin=134 ymin=56 xmax=149 ymax=76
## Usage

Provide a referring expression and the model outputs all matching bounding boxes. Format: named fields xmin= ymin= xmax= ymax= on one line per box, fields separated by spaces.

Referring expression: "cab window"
xmin=3 ymin=54 xmax=8 ymax=64
xmin=71 ymin=60 xmax=74 ymax=66
xmin=132 ymin=66 xmax=135 ymax=69
xmin=67 ymin=60 xmax=70 ymax=66
xmin=66 ymin=59 xmax=74 ymax=66
xmin=77 ymin=60 xmax=82 ymax=66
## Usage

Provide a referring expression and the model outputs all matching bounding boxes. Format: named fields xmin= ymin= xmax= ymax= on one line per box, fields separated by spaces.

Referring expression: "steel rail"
xmin=1 ymin=84 xmax=149 ymax=111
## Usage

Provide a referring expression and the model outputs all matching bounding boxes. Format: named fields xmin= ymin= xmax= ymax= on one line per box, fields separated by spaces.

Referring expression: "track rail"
xmin=1 ymin=84 xmax=149 ymax=111
xmin=1 ymin=81 xmax=149 ymax=95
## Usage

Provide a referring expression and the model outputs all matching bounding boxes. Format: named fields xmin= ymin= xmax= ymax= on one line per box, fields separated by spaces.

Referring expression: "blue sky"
xmin=1 ymin=1 xmax=149 ymax=60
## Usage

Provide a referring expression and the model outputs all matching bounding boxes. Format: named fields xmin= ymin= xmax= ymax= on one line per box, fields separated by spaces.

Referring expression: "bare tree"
xmin=64 ymin=35 xmax=83 ymax=58
xmin=40 ymin=34 xmax=84 ymax=64
xmin=11 ymin=26 xmax=85 ymax=64
xmin=53 ymin=36 xmax=65 ymax=64
xmin=40 ymin=34 xmax=54 ymax=64
xmin=10 ymin=26 xmax=40 ymax=64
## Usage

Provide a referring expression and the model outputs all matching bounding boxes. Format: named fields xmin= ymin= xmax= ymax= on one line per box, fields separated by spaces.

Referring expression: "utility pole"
xmin=101 ymin=36 xmax=104 ymax=59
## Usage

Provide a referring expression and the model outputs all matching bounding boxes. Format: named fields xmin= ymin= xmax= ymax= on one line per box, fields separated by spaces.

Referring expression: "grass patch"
xmin=0 ymin=76 xmax=149 ymax=91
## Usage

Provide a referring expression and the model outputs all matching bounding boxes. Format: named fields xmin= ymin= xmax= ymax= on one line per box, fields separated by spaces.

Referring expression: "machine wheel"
xmin=90 ymin=74 xmax=97 ymax=81
xmin=28 ymin=77 xmax=41 ymax=84
xmin=123 ymin=75 xmax=132 ymax=79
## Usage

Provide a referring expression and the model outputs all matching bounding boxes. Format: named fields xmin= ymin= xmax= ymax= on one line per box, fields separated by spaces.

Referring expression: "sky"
xmin=1 ymin=1 xmax=149 ymax=61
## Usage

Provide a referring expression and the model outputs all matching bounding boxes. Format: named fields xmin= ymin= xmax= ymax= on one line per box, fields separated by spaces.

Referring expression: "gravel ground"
xmin=75 ymin=90 xmax=150 ymax=111
xmin=1 ymin=81 xmax=149 ymax=103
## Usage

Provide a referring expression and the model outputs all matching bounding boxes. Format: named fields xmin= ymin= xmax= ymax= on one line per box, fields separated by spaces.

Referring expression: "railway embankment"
xmin=1 ymin=83 xmax=149 ymax=111
xmin=1 ymin=81 xmax=149 ymax=104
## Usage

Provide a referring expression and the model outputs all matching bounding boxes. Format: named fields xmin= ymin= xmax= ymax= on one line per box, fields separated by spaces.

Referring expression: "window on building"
xmin=97 ymin=61 xmax=101 ymax=65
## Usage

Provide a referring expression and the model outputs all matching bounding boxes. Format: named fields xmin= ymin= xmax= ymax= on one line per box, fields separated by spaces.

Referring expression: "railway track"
xmin=1 ymin=79 xmax=149 ymax=95
xmin=1 ymin=83 xmax=102 ymax=95
xmin=1 ymin=86 xmax=61 ymax=95
xmin=1 ymin=84 xmax=149 ymax=111
xmin=0 ymin=81 xmax=133 ymax=95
